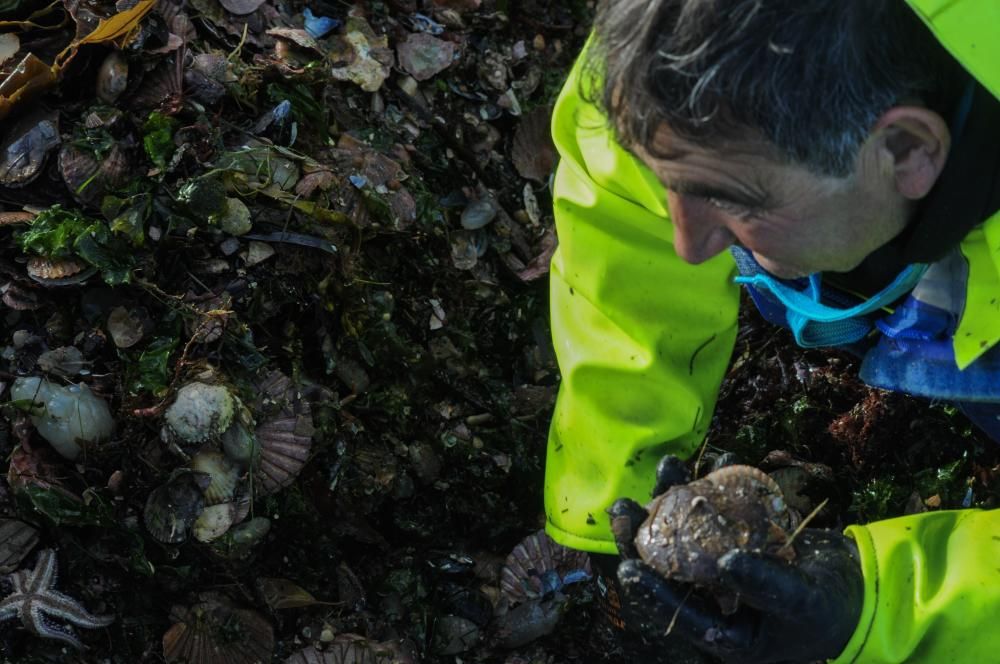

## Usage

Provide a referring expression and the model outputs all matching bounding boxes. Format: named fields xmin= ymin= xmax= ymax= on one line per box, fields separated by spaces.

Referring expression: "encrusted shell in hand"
xmin=634 ymin=465 xmax=795 ymax=587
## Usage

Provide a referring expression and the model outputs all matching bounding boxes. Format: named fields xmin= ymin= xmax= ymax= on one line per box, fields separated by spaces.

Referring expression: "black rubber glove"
xmin=608 ymin=455 xmax=865 ymax=664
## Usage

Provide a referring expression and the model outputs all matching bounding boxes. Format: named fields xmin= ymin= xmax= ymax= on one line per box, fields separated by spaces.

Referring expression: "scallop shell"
xmin=0 ymin=518 xmax=40 ymax=573
xmin=164 ymin=382 xmax=236 ymax=444
xmin=144 ymin=470 xmax=211 ymax=544
xmin=163 ymin=592 xmax=274 ymax=664
xmin=190 ymin=450 xmax=241 ymax=504
xmin=253 ymin=371 xmax=314 ymax=495
xmin=283 ymin=636 xmax=400 ymax=664
xmin=635 ymin=464 xmax=795 ymax=588
xmin=58 ymin=140 xmax=133 ymax=205
xmin=26 ymin=257 xmax=96 ymax=286
xmin=1 ymin=282 xmax=41 ymax=310
xmin=0 ymin=211 xmax=35 ymax=225
xmin=500 ymin=529 xmax=592 ymax=605
xmin=192 ymin=502 xmax=237 ymax=543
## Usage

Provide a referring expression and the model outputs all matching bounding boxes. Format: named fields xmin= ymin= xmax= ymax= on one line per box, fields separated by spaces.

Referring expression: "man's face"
xmin=633 ymin=125 xmax=914 ymax=279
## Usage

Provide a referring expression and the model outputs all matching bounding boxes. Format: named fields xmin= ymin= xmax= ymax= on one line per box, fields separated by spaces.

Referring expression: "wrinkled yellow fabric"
xmin=545 ymin=50 xmax=739 ymax=554
xmin=546 ymin=1 xmax=1000 ymax=660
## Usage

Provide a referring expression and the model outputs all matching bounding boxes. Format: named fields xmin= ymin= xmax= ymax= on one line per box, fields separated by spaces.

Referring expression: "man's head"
xmin=584 ymin=0 xmax=967 ymax=278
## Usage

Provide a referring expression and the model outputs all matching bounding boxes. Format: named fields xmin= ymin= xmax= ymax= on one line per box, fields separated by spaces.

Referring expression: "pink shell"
xmin=499 ymin=530 xmax=592 ymax=604
xmin=254 ymin=371 xmax=314 ymax=495
xmin=163 ymin=593 xmax=273 ymax=664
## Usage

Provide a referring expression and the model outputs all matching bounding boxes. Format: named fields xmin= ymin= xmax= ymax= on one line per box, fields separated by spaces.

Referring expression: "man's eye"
xmin=704 ymin=196 xmax=758 ymax=220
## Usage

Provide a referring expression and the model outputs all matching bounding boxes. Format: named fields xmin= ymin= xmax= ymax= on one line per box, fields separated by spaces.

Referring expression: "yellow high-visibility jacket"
xmin=545 ymin=2 xmax=1000 ymax=662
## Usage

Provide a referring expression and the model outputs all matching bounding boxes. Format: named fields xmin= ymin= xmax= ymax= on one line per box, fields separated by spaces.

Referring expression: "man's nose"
xmin=667 ymin=194 xmax=736 ymax=264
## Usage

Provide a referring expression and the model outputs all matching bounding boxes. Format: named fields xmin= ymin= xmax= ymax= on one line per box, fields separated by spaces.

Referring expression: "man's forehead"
xmin=645 ymin=122 xmax=779 ymax=163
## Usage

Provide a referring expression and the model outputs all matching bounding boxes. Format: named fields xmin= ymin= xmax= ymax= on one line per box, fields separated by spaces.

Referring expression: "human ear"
xmin=872 ymin=106 xmax=951 ymax=200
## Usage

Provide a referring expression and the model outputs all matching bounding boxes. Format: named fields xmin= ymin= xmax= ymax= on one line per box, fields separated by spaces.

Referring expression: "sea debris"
xmin=0 ymin=549 xmax=114 ymax=649
xmin=10 ymin=377 xmax=115 ymax=460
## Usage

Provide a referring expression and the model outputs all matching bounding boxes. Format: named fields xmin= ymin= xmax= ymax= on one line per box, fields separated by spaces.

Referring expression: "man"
xmin=545 ymin=1 xmax=1000 ymax=662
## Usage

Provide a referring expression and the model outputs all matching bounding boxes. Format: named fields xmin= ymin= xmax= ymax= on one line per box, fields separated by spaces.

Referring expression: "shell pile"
xmin=634 ymin=464 xmax=798 ymax=610
xmin=145 ymin=370 xmax=313 ymax=545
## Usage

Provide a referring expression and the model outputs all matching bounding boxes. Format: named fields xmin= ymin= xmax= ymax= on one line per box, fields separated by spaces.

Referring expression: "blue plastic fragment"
xmin=304 ymin=8 xmax=341 ymax=39
xmin=272 ymin=99 xmax=292 ymax=123
xmin=538 ymin=569 xmax=562 ymax=596
xmin=560 ymin=569 xmax=592 ymax=586
xmin=349 ymin=175 xmax=367 ymax=189
xmin=411 ymin=12 xmax=445 ymax=35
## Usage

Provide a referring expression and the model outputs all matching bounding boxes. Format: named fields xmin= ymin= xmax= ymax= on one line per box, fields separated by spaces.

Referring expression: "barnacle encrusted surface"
xmin=164 ymin=382 xmax=235 ymax=443
xmin=635 ymin=465 xmax=794 ymax=586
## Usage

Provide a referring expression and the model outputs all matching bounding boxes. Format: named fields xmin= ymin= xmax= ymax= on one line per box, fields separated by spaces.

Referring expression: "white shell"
xmin=192 ymin=502 xmax=237 ymax=542
xmin=10 ymin=377 xmax=114 ymax=459
xmin=164 ymin=382 xmax=235 ymax=443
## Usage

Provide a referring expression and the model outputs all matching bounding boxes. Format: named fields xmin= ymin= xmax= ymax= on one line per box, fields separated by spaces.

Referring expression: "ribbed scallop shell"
xmin=283 ymin=636 xmax=398 ymax=664
xmin=163 ymin=592 xmax=274 ymax=664
xmin=190 ymin=450 xmax=241 ymax=505
xmin=0 ymin=519 xmax=39 ymax=573
xmin=26 ymin=257 xmax=96 ymax=286
xmin=500 ymin=530 xmax=592 ymax=605
xmin=144 ymin=470 xmax=211 ymax=544
xmin=254 ymin=371 xmax=314 ymax=495
xmin=59 ymin=141 xmax=133 ymax=205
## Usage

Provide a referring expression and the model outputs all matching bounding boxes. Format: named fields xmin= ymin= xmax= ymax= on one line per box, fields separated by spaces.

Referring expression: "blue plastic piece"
xmin=304 ymin=8 xmax=340 ymax=39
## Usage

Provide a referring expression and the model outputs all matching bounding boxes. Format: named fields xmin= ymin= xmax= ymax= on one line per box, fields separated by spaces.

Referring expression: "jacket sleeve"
xmin=543 ymin=48 xmax=741 ymax=555
xmin=833 ymin=509 xmax=1000 ymax=663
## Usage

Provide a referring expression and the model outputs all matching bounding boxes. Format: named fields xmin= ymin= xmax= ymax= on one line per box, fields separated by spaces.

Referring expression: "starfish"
xmin=0 ymin=548 xmax=114 ymax=649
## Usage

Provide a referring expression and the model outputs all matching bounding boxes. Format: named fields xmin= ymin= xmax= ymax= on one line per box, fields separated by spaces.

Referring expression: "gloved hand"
xmin=608 ymin=455 xmax=864 ymax=664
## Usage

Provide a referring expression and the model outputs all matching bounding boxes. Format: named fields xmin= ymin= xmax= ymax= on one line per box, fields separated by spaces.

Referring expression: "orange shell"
xmin=26 ymin=256 xmax=88 ymax=280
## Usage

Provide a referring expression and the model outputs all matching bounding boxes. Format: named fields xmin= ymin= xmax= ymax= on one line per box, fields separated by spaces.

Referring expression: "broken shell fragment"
xmin=10 ymin=377 xmax=114 ymax=460
xmin=164 ymin=382 xmax=236 ymax=444
xmin=163 ymin=592 xmax=274 ymax=664
xmin=107 ymin=306 xmax=144 ymax=348
xmin=144 ymin=470 xmax=211 ymax=544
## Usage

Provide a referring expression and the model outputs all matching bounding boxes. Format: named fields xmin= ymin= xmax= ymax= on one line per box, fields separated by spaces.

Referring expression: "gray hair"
xmin=584 ymin=0 xmax=967 ymax=176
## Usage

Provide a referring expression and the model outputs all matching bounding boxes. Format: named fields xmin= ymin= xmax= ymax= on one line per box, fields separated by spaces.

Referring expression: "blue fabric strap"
xmin=734 ymin=263 xmax=929 ymax=347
